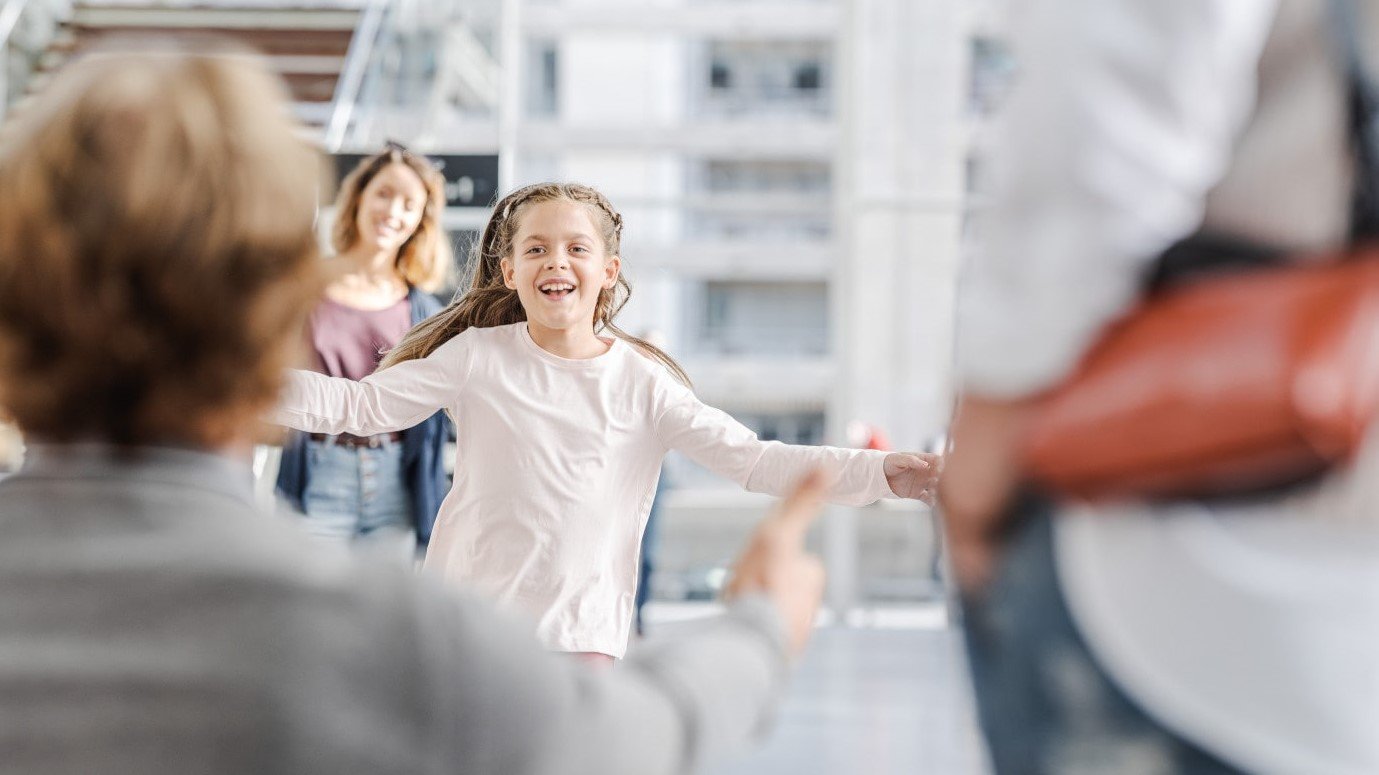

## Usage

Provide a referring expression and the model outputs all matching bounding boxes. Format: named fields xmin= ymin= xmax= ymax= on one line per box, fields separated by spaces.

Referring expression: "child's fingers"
xmin=884 ymin=453 xmax=930 ymax=479
xmin=901 ymin=453 xmax=931 ymax=470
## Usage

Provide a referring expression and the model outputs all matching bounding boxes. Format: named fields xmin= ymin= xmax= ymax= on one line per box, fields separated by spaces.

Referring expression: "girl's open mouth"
xmin=538 ymin=281 xmax=576 ymax=300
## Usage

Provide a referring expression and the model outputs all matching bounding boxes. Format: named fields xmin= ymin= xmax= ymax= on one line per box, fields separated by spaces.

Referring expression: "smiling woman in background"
xmin=275 ymin=145 xmax=453 ymax=561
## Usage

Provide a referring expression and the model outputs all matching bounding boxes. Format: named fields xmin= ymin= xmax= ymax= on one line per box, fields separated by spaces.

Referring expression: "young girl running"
xmin=274 ymin=182 xmax=939 ymax=662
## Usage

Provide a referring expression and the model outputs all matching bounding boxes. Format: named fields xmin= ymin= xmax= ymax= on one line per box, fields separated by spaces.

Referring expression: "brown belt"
xmin=308 ymin=432 xmax=403 ymax=449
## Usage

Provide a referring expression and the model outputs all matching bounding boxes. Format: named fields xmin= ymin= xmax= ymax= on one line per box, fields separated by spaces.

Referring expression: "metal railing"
xmin=323 ymin=0 xmax=388 ymax=152
xmin=325 ymin=0 xmax=502 ymax=152
xmin=0 ymin=0 xmax=33 ymax=125
xmin=0 ymin=0 xmax=27 ymax=45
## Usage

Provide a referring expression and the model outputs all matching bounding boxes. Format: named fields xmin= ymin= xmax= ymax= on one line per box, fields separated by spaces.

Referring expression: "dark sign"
xmin=333 ymin=153 xmax=500 ymax=209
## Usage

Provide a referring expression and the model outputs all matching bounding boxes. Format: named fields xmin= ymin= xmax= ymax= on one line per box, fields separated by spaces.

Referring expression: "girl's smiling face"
xmin=502 ymin=199 xmax=621 ymax=335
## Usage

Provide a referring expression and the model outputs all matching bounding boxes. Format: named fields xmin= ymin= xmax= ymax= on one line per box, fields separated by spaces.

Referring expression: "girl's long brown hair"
xmin=379 ymin=182 xmax=689 ymax=385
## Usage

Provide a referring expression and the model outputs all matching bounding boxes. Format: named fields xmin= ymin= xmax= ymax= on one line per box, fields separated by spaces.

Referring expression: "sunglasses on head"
xmin=383 ymin=139 xmax=440 ymax=170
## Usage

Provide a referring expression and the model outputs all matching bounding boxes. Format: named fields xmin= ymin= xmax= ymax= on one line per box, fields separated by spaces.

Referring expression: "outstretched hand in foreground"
xmin=724 ymin=469 xmax=830 ymax=659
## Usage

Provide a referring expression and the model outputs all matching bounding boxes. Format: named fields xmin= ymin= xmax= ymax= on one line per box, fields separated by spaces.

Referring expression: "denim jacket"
xmin=275 ymin=287 xmax=452 ymax=546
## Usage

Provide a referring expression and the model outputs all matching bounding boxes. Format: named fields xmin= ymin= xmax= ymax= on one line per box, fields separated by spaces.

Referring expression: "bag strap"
xmin=1329 ymin=0 xmax=1379 ymax=239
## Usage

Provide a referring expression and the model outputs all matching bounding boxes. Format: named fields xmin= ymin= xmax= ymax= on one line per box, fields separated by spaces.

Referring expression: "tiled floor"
xmin=647 ymin=605 xmax=991 ymax=775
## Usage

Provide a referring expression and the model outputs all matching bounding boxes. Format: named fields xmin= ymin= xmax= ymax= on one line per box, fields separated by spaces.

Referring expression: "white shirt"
xmin=276 ymin=322 xmax=893 ymax=656
xmin=958 ymin=1 xmax=1379 ymax=772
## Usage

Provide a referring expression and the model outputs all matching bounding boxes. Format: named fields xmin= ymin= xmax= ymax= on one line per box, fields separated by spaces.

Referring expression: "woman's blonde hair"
xmin=380 ymin=182 xmax=689 ymax=385
xmin=332 ymin=146 xmax=452 ymax=292
xmin=0 ymin=44 xmax=322 ymax=447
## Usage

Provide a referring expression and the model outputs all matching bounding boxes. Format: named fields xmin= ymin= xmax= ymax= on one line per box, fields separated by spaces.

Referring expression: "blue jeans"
xmin=958 ymin=503 xmax=1242 ymax=775
xmin=634 ymin=475 xmax=668 ymax=635
xmin=300 ymin=437 xmax=415 ymax=562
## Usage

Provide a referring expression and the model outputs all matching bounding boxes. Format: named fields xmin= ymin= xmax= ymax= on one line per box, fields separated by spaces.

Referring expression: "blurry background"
xmin=0 ymin=0 xmax=1016 ymax=618
xmin=0 ymin=2 xmax=1012 ymax=769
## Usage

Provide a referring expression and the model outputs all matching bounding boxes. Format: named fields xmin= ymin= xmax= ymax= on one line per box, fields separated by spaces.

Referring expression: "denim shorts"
xmin=300 ymin=437 xmax=415 ymax=560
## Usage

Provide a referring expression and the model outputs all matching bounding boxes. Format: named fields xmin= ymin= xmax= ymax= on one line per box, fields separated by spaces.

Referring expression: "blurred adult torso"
xmin=1053 ymin=3 xmax=1379 ymax=772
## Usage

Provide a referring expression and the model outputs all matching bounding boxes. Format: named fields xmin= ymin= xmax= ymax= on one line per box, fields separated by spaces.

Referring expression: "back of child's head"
xmin=382 ymin=182 xmax=688 ymax=384
xmin=0 ymin=43 xmax=321 ymax=447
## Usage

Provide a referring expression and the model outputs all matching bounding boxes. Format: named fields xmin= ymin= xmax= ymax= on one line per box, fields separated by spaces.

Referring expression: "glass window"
xmin=969 ymin=35 xmax=1015 ymax=119
xmin=709 ymin=61 xmax=732 ymax=89
xmin=793 ymin=62 xmax=821 ymax=91
xmin=696 ymin=40 xmax=832 ymax=117
xmin=694 ymin=280 xmax=828 ymax=357
xmin=525 ymin=39 xmax=559 ymax=117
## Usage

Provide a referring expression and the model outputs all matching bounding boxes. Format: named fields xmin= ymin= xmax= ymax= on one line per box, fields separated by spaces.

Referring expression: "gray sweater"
xmin=0 ymin=444 xmax=789 ymax=774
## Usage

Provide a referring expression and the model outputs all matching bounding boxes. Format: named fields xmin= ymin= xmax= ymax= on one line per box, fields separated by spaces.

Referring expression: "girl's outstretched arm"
xmin=653 ymin=382 xmax=933 ymax=506
xmin=272 ymin=329 xmax=475 ymax=436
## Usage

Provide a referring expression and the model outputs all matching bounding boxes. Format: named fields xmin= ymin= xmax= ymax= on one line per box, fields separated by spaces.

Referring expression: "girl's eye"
xmin=526 ymin=246 xmax=544 ymax=255
xmin=570 ymin=245 xmax=588 ymax=254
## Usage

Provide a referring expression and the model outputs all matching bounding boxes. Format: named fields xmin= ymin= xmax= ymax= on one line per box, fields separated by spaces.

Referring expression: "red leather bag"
xmin=1019 ymin=0 xmax=1379 ymax=502
xmin=1020 ymin=250 xmax=1379 ymax=500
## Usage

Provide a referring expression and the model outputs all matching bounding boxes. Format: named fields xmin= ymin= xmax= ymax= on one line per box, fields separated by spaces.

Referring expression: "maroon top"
xmin=308 ymin=296 xmax=412 ymax=381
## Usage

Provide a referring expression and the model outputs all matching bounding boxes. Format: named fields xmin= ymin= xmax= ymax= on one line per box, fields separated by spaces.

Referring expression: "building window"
xmin=969 ymin=35 xmax=1015 ymax=119
xmin=701 ymin=159 xmax=830 ymax=193
xmin=793 ymin=62 xmax=821 ymax=91
xmin=695 ymin=281 xmax=829 ymax=357
xmin=688 ymin=159 xmax=832 ymax=240
xmin=525 ymin=40 xmax=559 ymax=117
xmin=697 ymin=40 xmax=832 ymax=117
xmin=710 ymin=61 xmax=732 ymax=89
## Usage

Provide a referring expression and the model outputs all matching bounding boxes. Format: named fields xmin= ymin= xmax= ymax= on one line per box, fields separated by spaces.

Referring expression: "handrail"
xmin=0 ymin=0 xmax=34 ymax=126
xmin=323 ymin=0 xmax=388 ymax=152
xmin=0 ymin=0 xmax=29 ymax=49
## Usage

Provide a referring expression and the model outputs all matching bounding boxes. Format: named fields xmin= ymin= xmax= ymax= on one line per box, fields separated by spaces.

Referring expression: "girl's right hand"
xmin=724 ymin=469 xmax=829 ymax=659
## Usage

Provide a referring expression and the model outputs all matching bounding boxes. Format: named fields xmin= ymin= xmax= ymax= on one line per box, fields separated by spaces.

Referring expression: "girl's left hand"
xmin=884 ymin=452 xmax=943 ymax=504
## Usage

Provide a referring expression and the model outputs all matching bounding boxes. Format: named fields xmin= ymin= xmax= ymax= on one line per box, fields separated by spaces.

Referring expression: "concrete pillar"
xmin=824 ymin=0 xmax=968 ymax=615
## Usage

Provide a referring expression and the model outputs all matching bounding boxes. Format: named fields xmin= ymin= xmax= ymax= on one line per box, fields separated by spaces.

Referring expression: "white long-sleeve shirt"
xmin=276 ymin=322 xmax=893 ymax=656
xmin=959 ymin=1 xmax=1379 ymax=773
